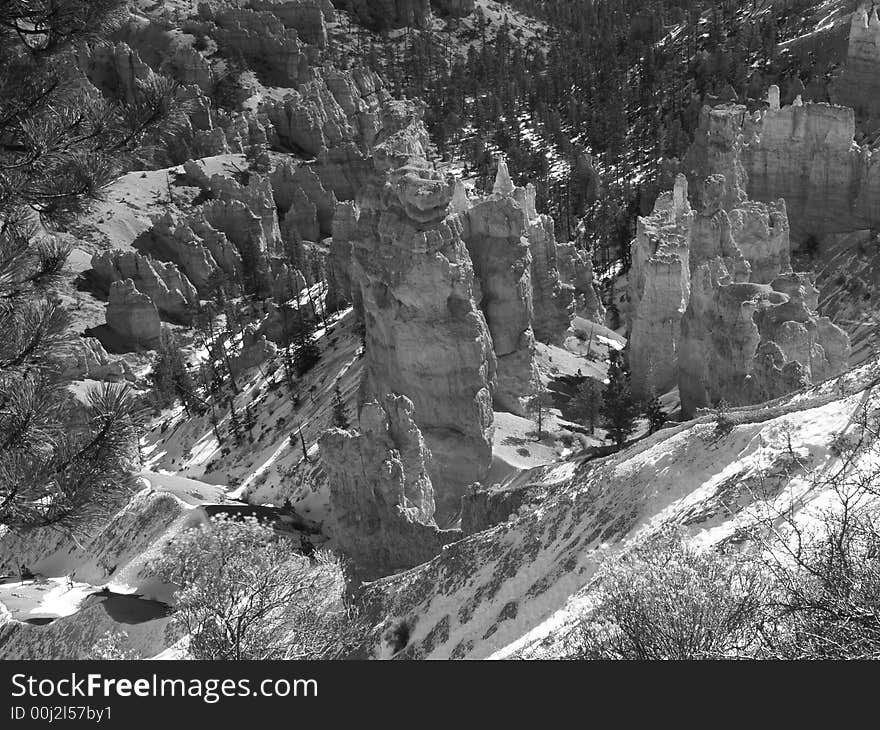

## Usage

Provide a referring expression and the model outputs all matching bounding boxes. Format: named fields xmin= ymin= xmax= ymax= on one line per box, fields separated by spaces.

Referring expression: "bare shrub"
xmin=749 ymin=410 xmax=880 ymax=659
xmin=153 ymin=516 xmax=359 ymax=660
xmin=566 ymin=406 xmax=880 ymax=660
xmin=758 ymin=508 xmax=880 ymax=659
xmin=89 ymin=629 xmax=140 ymax=660
xmin=566 ymin=529 xmax=769 ymax=659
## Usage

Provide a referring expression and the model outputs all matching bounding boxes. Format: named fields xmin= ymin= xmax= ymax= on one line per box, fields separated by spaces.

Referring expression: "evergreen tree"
xmin=227 ymin=395 xmax=241 ymax=446
xmin=0 ymin=1 xmax=184 ymax=225
xmin=243 ymin=402 xmax=257 ymax=442
xmin=293 ymin=333 xmax=321 ymax=377
xmin=149 ymin=329 xmax=196 ymax=412
xmin=601 ymin=349 xmax=638 ymax=448
xmin=569 ymin=152 xmax=599 ymax=221
xmin=330 ymin=383 xmax=350 ymax=430
xmin=0 ymin=0 xmax=181 ymax=531
xmin=571 ymin=378 xmax=603 ymax=435
xmin=239 ymin=235 xmax=272 ymax=299
xmin=526 ymin=391 xmax=553 ymax=442
xmin=643 ymin=386 xmax=667 ymax=435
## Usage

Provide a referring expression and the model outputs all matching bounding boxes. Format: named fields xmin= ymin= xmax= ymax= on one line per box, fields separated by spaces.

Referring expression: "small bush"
xmin=152 ymin=516 xmax=358 ymax=660
xmin=566 ymin=530 xmax=769 ymax=660
xmin=89 ymin=629 xmax=140 ymax=660
xmin=712 ymin=398 xmax=734 ymax=438
xmin=386 ymin=619 xmax=412 ymax=654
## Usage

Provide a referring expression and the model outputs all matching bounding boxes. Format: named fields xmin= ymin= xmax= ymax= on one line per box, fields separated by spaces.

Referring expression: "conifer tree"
xmin=227 ymin=395 xmax=241 ymax=446
xmin=643 ymin=386 xmax=667 ymax=435
xmin=293 ymin=331 xmax=321 ymax=377
xmin=571 ymin=378 xmax=603 ymax=435
xmin=0 ymin=1 xmax=182 ymax=530
xmin=527 ymin=391 xmax=553 ymax=442
xmin=0 ymin=1 xmax=185 ymax=226
xmin=149 ymin=329 xmax=196 ymax=413
xmin=330 ymin=383 xmax=350 ymax=430
xmin=601 ymin=349 xmax=639 ymax=449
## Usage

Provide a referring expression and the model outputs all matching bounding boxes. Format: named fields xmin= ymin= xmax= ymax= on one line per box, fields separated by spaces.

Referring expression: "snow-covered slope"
xmin=357 ymin=356 xmax=880 ymax=659
xmin=5 ymin=0 xmax=876 ymax=662
xmin=812 ymin=231 xmax=880 ymax=365
xmin=0 ymin=477 xmax=211 ymax=658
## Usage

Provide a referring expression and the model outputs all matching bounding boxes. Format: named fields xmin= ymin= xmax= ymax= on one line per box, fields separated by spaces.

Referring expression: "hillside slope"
xmin=358 ymin=357 xmax=880 ymax=659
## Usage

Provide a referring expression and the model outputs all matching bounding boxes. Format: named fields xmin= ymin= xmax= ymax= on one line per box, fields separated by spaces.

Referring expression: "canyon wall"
xmin=631 ymin=107 xmax=850 ymax=415
xmin=686 ymin=94 xmax=880 ymax=247
xmin=831 ymin=5 xmax=880 ymax=123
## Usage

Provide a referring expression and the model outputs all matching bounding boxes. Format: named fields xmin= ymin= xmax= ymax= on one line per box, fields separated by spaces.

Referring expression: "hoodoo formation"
xmin=5 ymin=0 xmax=880 ymax=666
xmin=630 ymin=96 xmax=850 ymax=416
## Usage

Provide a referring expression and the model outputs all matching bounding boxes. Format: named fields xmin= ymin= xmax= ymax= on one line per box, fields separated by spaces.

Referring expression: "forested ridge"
xmin=351 ymin=0 xmax=847 ymax=277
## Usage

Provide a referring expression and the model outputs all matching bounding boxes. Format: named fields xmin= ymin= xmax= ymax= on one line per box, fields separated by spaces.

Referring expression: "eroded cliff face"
xmin=248 ymin=0 xmax=332 ymax=47
xmin=457 ymin=172 xmax=540 ymax=415
xmin=91 ymin=251 xmax=197 ymax=325
xmin=346 ymin=0 xmax=475 ymax=29
xmin=318 ymin=394 xmax=460 ymax=580
xmin=137 ymin=212 xmax=244 ymax=293
xmin=184 ymin=163 xmax=283 ymax=255
xmin=555 ymin=238 xmax=605 ymax=329
xmin=329 ymin=106 xmax=597 ymax=509
xmin=686 ymin=94 xmax=880 ymax=248
xmin=831 ymin=6 xmax=880 ymax=124
xmin=271 ymin=159 xmax=338 ymax=243
xmin=266 ymin=67 xmax=385 ymax=156
xmin=626 ymin=175 xmax=692 ymax=397
xmin=194 ymin=6 xmax=312 ymax=87
xmin=106 ymin=279 xmax=162 ymax=349
xmin=453 ymin=168 xmax=596 ymax=350
xmin=263 ymin=67 xmax=389 ymax=224
xmin=513 ymin=181 xmax=603 ymax=341
xmin=678 ymin=173 xmax=848 ymax=416
xmin=629 ymin=115 xmax=850 ymax=414
xmin=741 ymin=100 xmax=868 ymax=246
xmin=349 ymin=0 xmax=432 ymax=29
xmin=56 ymin=338 xmax=132 ymax=383
xmin=678 ymin=270 xmax=850 ymax=415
